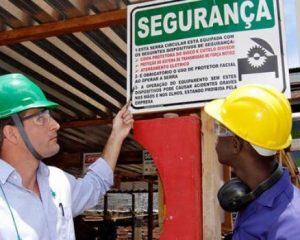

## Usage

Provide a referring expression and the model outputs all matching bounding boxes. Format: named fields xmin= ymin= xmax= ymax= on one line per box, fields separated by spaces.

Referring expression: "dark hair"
xmin=0 ymin=117 xmax=15 ymax=148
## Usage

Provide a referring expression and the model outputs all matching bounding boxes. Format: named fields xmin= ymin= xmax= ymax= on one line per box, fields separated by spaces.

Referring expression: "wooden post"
xmin=222 ymin=166 xmax=233 ymax=233
xmin=158 ymin=176 xmax=165 ymax=232
xmin=148 ymin=181 xmax=154 ymax=240
xmin=201 ymin=109 xmax=223 ymax=240
xmin=104 ymin=194 xmax=108 ymax=217
xmin=295 ymin=0 xmax=300 ymax=62
xmin=134 ymin=116 xmax=202 ymax=240
xmin=132 ymin=193 xmax=135 ymax=240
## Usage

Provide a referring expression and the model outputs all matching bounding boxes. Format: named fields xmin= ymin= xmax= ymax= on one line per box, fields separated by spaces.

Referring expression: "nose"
xmin=49 ymin=116 xmax=60 ymax=131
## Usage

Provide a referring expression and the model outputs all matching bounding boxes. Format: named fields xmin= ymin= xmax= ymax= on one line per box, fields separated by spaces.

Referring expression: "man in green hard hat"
xmin=0 ymin=73 xmax=133 ymax=240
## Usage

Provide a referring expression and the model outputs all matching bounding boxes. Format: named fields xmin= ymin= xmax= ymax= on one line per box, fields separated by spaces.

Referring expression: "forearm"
xmin=71 ymin=160 xmax=113 ymax=216
xmin=101 ymin=131 xmax=125 ymax=171
xmin=102 ymin=103 xmax=133 ymax=170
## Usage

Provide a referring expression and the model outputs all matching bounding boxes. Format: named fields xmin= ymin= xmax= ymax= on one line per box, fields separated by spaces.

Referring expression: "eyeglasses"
xmin=214 ymin=121 xmax=235 ymax=137
xmin=21 ymin=109 xmax=52 ymax=126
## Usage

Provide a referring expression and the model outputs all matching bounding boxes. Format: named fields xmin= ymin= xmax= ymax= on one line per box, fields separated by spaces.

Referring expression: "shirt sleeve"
xmin=267 ymin=211 xmax=300 ymax=239
xmin=68 ymin=158 xmax=114 ymax=216
xmin=232 ymin=228 xmax=258 ymax=240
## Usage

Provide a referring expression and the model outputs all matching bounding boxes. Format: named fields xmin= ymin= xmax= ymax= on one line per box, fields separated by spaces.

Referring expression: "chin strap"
xmin=11 ymin=113 xmax=43 ymax=161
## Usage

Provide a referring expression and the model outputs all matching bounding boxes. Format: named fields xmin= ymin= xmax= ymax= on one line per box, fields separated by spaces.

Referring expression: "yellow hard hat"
xmin=204 ymin=84 xmax=292 ymax=150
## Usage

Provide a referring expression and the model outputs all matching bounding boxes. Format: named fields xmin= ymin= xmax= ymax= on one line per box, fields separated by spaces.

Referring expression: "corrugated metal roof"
xmin=0 ymin=0 xmax=154 ymax=177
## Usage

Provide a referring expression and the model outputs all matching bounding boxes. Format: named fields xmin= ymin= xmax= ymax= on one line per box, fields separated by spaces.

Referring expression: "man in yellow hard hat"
xmin=0 ymin=73 xmax=133 ymax=239
xmin=204 ymin=84 xmax=300 ymax=239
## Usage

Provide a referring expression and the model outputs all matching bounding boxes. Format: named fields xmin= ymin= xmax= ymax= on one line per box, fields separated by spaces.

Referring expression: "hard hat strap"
xmin=11 ymin=113 xmax=44 ymax=161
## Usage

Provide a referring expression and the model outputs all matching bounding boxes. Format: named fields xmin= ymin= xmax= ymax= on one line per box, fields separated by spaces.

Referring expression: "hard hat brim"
xmin=30 ymin=100 xmax=58 ymax=109
xmin=0 ymin=100 xmax=58 ymax=119
xmin=204 ymin=98 xmax=225 ymax=124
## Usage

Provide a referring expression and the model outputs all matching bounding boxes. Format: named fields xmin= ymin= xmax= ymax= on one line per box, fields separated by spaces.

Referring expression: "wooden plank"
xmin=45 ymin=150 xmax=143 ymax=166
xmin=148 ymin=181 xmax=154 ymax=240
xmin=60 ymin=118 xmax=113 ymax=128
xmin=291 ymin=90 xmax=300 ymax=100
xmin=222 ymin=166 xmax=233 ymax=233
xmin=201 ymin=108 xmax=223 ymax=240
xmin=0 ymin=0 xmax=31 ymax=27
xmin=134 ymin=116 xmax=202 ymax=240
xmin=60 ymin=108 xmax=200 ymax=128
xmin=296 ymin=1 xmax=300 ymax=60
xmin=0 ymin=9 xmax=127 ymax=46
xmin=158 ymin=176 xmax=165 ymax=232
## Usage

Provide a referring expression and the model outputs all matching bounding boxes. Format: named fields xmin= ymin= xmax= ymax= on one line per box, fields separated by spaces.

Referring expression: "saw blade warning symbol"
xmin=238 ymin=38 xmax=278 ymax=81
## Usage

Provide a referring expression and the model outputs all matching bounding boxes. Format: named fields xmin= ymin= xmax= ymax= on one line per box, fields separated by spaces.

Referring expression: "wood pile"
xmin=116 ymin=226 xmax=161 ymax=240
xmin=117 ymin=226 xmax=131 ymax=240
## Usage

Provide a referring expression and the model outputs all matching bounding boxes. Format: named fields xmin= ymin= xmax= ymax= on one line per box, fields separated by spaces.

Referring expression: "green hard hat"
xmin=0 ymin=73 xmax=58 ymax=119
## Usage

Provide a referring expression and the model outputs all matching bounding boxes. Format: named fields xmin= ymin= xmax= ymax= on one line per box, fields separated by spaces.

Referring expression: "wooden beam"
xmin=148 ymin=181 xmax=154 ymax=240
xmin=60 ymin=108 xmax=200 ymax=129
xmin=0 ymin=0 xmax=31 ymax=27
xmin=68 ymin=0 xmax=94 ymax=15
xmin=291 ymin=90 xmax=300 ymax=100
xmin=45 ymin=150 xmax=143 ymax=165
xmin=119 ymin=151 xmax=142 ymax=164
xmin=60 ymin=118 xmax=113 ymax=128
xmin=201 ymin=108 xmax=223 ymax=240
xmin=0 ymin=8 xmax=127 ymax=46
xmin=222 ymin=166 xmax=233 ymax=233
xmin=296 ymin=1 xmax=300 ymax=64
xmin=112 ymin=174 xmax=157 ymax=183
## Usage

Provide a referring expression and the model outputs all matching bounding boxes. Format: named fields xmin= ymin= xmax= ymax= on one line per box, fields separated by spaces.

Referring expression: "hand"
xmin=111 ymin=102 xmax=134 ymax=141
xmin=102 ymin=103 xmax=134 ymax=170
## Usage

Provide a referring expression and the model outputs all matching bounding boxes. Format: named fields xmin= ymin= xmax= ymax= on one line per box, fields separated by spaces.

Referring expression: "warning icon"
xmin=238 ymin=38 xmax=278 ymax=81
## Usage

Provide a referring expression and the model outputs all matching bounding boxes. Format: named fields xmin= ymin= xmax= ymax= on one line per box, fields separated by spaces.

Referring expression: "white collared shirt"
xmin=0 ymin=158 xmax=113 ymax=240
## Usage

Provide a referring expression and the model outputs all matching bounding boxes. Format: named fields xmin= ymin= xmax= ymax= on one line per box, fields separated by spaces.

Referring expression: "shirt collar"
xmin=0 ymin=159 xmax=17 ymax=184
xmin=234 ymin=168 xmax=292 ymax=228
xmin=252 ymin=168 xmax=292 ymax=208
xmin=0 ymin=159 xmax=50 ymax=185
xmin=37 ymin=161 xmax=50 ymax=177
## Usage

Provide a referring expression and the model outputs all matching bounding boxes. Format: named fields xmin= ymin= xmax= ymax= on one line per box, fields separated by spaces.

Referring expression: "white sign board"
xmin=127 ymin=0 xmax=290 ymax=113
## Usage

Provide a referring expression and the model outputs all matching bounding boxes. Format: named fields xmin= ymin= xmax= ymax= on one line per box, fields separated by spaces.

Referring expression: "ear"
xmin=3 ymin=125 xmax=18 ymax=144
xmin=232 ymin=136 xmax=243 ymax=154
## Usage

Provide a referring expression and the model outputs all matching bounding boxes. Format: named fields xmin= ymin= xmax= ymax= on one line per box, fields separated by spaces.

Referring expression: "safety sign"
xmin=127 ymin=0 xmax=290 ymax=113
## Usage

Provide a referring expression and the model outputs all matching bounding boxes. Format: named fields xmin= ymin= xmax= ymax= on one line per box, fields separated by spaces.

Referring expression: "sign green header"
xmin=134 ymin=0 xmax=275 ymax=45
